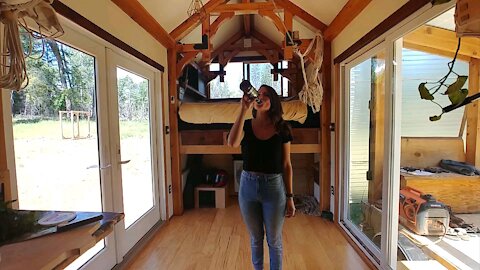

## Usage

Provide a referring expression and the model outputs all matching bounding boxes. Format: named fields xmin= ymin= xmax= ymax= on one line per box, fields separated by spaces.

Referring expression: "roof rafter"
xmin=111 ymin=0 xmax=175 ymax=48
xmin=324 ymin=0 xmax=372 ymax=41
xmin=258 ymin=10 xmax=286 ymax=34
xmin=274 ymin=0 xmax=327 ymax=32
xmin=170 ymin=0 xmax=229 ymax=41
xmin=251 ymin=30 xmax=282 ymax=52
xmin=211 ymin=12 xmax=235 ymax=38
xmin=211 ymin=31 xmax=244 ymax=60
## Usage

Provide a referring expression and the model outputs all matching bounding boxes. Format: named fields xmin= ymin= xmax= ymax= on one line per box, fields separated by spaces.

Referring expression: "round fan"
xmin=0 ymin=0 xmax=64 ymax=90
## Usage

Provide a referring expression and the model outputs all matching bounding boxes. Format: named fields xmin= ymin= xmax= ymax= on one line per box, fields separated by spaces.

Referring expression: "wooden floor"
xmin=125 ymin=202 xmax=372 ymax=270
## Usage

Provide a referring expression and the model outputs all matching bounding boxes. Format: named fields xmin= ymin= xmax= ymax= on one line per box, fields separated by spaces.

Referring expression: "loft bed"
xmin=178 ymin=99 xmax=322 ymax=154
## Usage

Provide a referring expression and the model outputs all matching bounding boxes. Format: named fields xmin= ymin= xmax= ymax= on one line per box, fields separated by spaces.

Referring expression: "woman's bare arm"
xmin=227 ymin=96 xmax=252 ymax=147
xmin=282 ymin=142 xmax=293 ymax=194
xmin=283 ymin=142 xmax=295 ymax=217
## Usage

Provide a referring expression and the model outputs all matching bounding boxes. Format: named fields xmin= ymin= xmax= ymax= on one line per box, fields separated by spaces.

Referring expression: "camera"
xmin=239 ymin=80 xmax=261 ymax=104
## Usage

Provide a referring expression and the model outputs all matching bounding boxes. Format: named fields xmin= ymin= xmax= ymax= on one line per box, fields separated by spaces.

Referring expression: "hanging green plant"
xmin=417 ymin=38 xmax=469 ymax=121
xmin=0 ymin=199 xmax=40 ymax=245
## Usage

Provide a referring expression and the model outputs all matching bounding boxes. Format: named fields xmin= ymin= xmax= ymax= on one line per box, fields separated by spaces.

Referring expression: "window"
xmin=401 ymin=49 xmax=468 ymax=137
xmin=209 ymin=62 xmax=289 ymax=98
xmin=209 ymin=62 xmax=244 ymax=99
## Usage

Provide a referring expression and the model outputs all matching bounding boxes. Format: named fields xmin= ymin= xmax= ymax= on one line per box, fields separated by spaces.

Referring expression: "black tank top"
xmin=241 ymin=119 xmax=293 ymax=174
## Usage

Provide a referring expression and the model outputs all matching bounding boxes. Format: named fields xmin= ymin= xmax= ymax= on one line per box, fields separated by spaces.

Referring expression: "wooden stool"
xmin=194 ymin=185 xmax=227 ymax=208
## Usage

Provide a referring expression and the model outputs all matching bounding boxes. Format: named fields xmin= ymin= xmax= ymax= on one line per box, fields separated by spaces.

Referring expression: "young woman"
xmin=227 ymin=84 xmax=295 ymax=270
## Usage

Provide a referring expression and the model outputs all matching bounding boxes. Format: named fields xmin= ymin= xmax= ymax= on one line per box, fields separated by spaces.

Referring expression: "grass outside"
xmin=12 ymin=118 xmax=154 ymax=225
xmin=13 ymin=118 xmax=149 ymax=139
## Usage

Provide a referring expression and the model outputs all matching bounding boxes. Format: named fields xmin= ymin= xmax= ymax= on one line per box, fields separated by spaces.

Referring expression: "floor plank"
xmin=125 ymin=203 xmax=372 ymax=270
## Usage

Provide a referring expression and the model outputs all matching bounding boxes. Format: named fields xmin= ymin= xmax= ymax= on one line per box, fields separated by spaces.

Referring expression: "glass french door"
xmin=8 ymin=23 xmax=117 ymax=269
xmin=341 ymin=45 xmax=387 ymax=263
xmin=106 ymin=49 xmax=161 ymax=259
xmin=6 ymin=21 xmax=165 ymax=269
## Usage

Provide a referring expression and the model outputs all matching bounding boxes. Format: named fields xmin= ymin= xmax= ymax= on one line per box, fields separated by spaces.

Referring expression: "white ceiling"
xmin=138 ymin=0 xmax=349 ymax=48
xmin=427 ymin=7 xmax=455 ymax=31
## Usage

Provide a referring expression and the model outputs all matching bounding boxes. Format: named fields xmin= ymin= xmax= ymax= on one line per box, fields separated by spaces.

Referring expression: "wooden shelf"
xmin=179 ymin=129 xmax=321 ymax=154
xmin=0 ymin=211 xmax=123 ymax=270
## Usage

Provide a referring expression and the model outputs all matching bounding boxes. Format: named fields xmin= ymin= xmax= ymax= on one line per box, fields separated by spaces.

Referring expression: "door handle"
xmin=119 ymin=160 xmax=131 ymax=165
xmin=86 ymin=164 xmax=112 ymax=170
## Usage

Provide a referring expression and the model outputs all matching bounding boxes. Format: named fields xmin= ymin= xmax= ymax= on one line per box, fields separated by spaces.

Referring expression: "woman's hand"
xmin=285 ymin=198 xmax=296 ymax=218
xmin=241 ymin=94 xmax=254 ymax=112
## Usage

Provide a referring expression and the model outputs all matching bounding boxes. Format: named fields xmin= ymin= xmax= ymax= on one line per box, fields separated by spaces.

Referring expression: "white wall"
xmin=60 ymin=0 xmax=167 ymax=67
xmin=332 ymin=0 xmax=408 ymax=59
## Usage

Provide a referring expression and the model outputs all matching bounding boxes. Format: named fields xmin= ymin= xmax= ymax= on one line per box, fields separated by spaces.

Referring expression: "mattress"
xmin=178 ymin=100 xmax=308 ymax=124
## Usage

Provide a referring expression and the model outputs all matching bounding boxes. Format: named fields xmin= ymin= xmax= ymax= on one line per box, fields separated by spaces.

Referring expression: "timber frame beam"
xmin=111 ymin=0 xmax=175 ymax=48
xmin=466 ymin=59 xmax=480 ymax=167
xmin=211 ymin=2 xmax=281 ymax=15
xmin=324 ymin=0 xmax=372 ymax=41
xmin=404 ymin=25 xmax=480 ymax=60
xmin=170 ymin=0 xmax=229 ymax=41
xmin=242 ymin=0 xmax=252 ymax=36
xmin=274 ymin=0 xmax=327 ymax=32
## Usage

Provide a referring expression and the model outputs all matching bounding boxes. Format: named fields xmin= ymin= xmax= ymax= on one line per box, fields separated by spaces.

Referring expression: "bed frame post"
xmin=168 ymin=48 xmax=184 ymax=215
xmin=320 ymin=41 xmax=332 ymax=212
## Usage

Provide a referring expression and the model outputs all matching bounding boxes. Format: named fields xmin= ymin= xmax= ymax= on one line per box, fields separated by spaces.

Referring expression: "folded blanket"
xmin=179 ymin=100 xmax=308 ymax=124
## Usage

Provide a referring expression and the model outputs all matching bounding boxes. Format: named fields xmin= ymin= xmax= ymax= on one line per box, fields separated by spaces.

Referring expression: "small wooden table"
xmin=0 ymin=211 xmax=123 ymax=270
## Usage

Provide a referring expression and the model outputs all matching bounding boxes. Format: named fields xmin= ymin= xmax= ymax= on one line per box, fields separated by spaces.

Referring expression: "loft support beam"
xmin=202 ymin=18 xmax=211 ymax=62
xmin=324 ymin=0 xmax=372 ymax=41
xmin=111 ymin=0 xmax=175 ymax=48
xmin=242 ymin=0 xmax=251 ymax=36
xmin=168 ymin=48 xmax=183 ymax=215
xmin=320 ymin=41 xmax=332 ymax=212
xmin=211 ymin=2 xmax=280 ymax=15
xmin=177 ymin=52 xmax=200 ymax=78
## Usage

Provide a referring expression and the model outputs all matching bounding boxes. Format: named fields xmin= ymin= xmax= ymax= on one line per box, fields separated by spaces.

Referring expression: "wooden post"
xmin=168 ymin=48 xmax=183 ymax=215
xmin=71 ymin=111 xmax=75 ymax=139
xmin=284 ymin=10 xmax=293 ymax=60
xmin=0 ymin=91 xmax=11 ymax=202
xmin=201 ymin=15 xmax=211 ymax=62
xmin=466 ymin=58 xmax=480 ymax=167
xmin=59 ymin=111 xmax=64 ymax=139
xmin=368 ymin=53 xmax=385 ymax=203
xmin=320 ymin=41 xmax=331 ymax=212
xmin=76 ymin=112 xmax=80 ymax=139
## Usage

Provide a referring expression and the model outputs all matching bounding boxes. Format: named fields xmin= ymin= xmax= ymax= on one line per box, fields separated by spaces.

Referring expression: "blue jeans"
xmin=238 ymin=170 xmax=286 ymax=270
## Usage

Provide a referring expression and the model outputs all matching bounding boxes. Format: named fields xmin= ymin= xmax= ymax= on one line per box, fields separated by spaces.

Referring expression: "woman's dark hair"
xmin=252 ymin=84 xmax=292 ymax=137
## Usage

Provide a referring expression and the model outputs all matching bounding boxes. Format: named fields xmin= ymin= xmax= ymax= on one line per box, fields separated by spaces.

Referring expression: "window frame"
xmin=208 ymin=60 xmax=289 ymax=99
